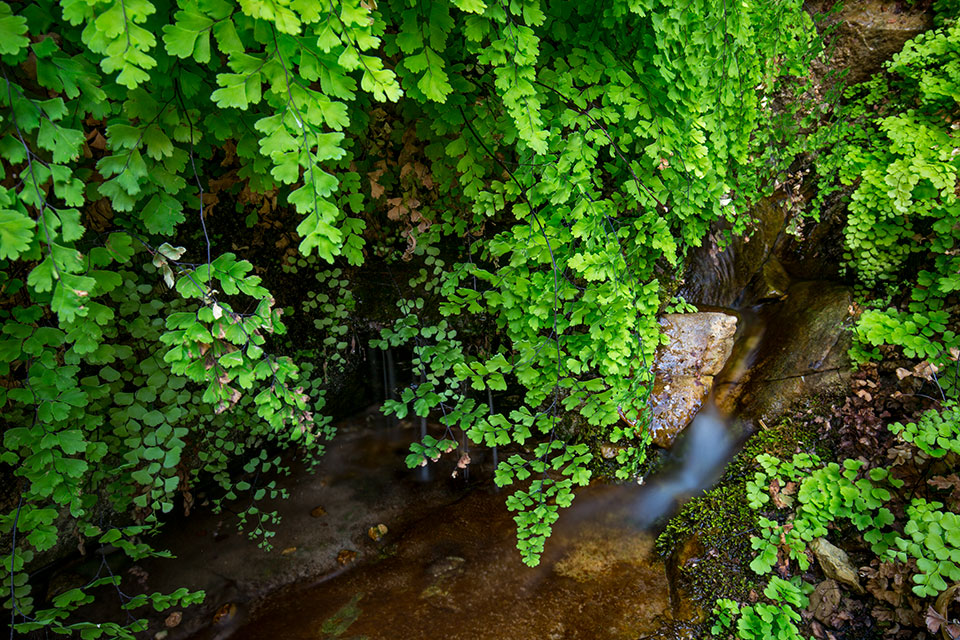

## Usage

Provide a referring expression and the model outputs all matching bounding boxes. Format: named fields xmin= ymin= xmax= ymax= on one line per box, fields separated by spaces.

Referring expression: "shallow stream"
xmin=162 ymin=195 xmax=857 ymax=640
xmin=181 ymin=300 xmax=784 ymax=640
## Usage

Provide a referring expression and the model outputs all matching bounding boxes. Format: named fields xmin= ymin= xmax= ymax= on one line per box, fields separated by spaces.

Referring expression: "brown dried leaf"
xmin=926 ymin=606 xmax=947 ymax=634
xmin=770 ymin=478 xmax=791 ymax=509
xmin=368 ymin=169 xmax=385 ymax=199
xmin=164 ymin=611 xmax=182 ymax=628
xmin=811 ymin=620 xmax=826 ymax=639
xmin=929 ymin=474 xmax=960 ymax=491
xmin=887 ymin=444 xmax=914 ymax=467
xmin=873 ymin=605 xmax=895 ymax=623
xmin=87 ymin=129 xmax=107 ymax=150
xmin=913 ymin=361 xmax=939 ymax=380
xmin=401 ymin=229 xmax=417 ymax=261
xmin=386 ymin=197 xmax=406 ymax=220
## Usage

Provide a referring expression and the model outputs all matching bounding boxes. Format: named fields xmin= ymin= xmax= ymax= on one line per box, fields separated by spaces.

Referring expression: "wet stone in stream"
xmin=715 ymin=281 xmax=854 ymax=421
xmin=646 ymin=312 xmax=738 ymax=448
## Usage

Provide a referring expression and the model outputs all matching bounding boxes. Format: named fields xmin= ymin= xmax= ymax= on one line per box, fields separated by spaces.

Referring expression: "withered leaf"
xmin=926 ymin=606 xmax=947 ymax=634
xmin=928 ymin=474 xmax=960 ymax=491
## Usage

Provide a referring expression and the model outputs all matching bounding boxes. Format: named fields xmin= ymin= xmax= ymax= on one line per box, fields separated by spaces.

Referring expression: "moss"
xmin=655 ymin=263 xmax=687 ymax=314
xmin=655 ymin=415 xmax=825 ymax=606
xmin=736 ymin=417 xmax=824 ymax=476
xmin=657 ymin=480 xmax=757 ymax=604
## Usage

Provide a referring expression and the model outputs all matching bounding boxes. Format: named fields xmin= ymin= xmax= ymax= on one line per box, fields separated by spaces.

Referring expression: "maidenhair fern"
xmin=0 ymin=0 xmax=822 ymax=634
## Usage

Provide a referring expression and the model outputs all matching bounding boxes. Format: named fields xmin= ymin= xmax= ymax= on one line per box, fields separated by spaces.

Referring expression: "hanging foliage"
xmin=0 ymin=0 xmax=819 ymax=635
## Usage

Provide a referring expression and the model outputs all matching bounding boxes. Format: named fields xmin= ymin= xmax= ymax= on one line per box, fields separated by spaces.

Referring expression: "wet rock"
xmin=811 ymin=537 xmax=864 ymax=594
xmin=425 ymin=555 xmax=465 ymax=579
xmin=649 ymin=375 xmax=713 ymax=448
xmin=420 ymin=556 xmax=467 ymax=610
xmin=211 ymin=602 xmax=239 ymax=626
xmin=809 ymin=579 xmax=841 ymax=623
xmin=655 ymin=313 xmax=739 ymax=376
xmin=648 ymin=312 xmax=738 ymax=447
xmin=419 ymin=583 xmax=461 ymax=611
xmin=747 ymin=256 xmax=791 ymax=303
xmin=367 ymin=524 xmax=388 ymax=541
xmin=319 ymin=593 xmax=364 ymax=635
xmin=716 ymin=281 xmax=853 ymax=422
xmin=672 ymin=541 xmax=708 ymax=625
xmin=679 ymin=197 xmax=787 ymax=308
xmin=599 ymin=443 xmax=623 ymax=459
xmin=807 ymin=0 xmax=933 ymax=86
xmin=673 ymin=532 xmax=705 ymax=572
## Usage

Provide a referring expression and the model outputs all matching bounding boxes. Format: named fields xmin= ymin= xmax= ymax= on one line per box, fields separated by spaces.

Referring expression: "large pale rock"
xmin=811 ymin=537 xmax=865 ymax=594
xmin=648 ymin=312 xmax=738 ymax=447
xmin=655 ymin=313 xmax=739 ymax=376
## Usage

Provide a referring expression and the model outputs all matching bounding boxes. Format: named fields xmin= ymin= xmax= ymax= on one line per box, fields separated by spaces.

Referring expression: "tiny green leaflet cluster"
xmin=807 ymin=19 xmax=960 ymax=388
xmin=890 ymin=401 xmax=960 ymax=458
xmin=711 ymin=577 xmax=811 ymax=640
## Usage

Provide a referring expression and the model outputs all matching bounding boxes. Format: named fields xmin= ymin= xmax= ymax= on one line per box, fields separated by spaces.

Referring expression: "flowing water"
xmin=181 ymin=311 xmax=773 ymax=640
xmin=173 ymin=195 xmax=854 ymax=640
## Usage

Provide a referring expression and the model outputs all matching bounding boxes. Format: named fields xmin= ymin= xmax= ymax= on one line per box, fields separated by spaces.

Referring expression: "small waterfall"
xmin=625 ymin=406 xmax=734 ymax=528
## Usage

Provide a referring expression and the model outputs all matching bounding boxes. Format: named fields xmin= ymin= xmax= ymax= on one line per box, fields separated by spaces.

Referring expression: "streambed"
xmin=166 ymin=192 xmax=859 ymax=638
xmin=165 ymin=279 xmax=852 ymax=640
